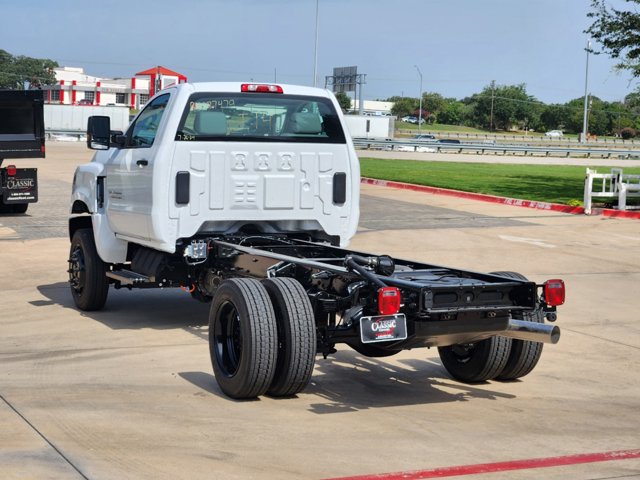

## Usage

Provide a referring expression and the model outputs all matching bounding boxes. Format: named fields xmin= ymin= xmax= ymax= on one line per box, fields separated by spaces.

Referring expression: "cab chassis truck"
xmin=69 ymin=82 xmax=564 ymax=399
xmin=0 ymin=90 xmax=45 ymax=214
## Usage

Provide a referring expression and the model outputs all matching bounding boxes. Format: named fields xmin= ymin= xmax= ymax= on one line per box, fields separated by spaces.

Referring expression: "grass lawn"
xmin=397 ymin=123 xmax=487 ymax=134
xmin=360 ymin=158 xmax=640 ymax=205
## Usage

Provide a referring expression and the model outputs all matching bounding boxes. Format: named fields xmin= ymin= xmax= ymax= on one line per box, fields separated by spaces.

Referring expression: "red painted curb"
xmin=361 ymin=177 xmax=640 ymax=219
xmin=325 ymin=448 xmax=640 ymax=480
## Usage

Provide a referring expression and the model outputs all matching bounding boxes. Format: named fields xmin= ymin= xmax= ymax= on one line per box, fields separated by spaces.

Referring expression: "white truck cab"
xmin=72 ymin=82 xmax=360 ymax=263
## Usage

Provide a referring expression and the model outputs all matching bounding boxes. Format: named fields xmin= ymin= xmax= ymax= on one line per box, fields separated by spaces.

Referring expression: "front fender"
xmin=70 ymin=162 xmax=105 ymax=214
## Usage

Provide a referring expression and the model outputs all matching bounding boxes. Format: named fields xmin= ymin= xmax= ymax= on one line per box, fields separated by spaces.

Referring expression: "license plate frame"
xmin=360 ymin=313 xmax=408 ymax=344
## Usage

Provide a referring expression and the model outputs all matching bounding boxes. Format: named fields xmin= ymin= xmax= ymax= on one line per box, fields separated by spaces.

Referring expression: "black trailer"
xmin=0 ymin=89 xmax=45 ymax=214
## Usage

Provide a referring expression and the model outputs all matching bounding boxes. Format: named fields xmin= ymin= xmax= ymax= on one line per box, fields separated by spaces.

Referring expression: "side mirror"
xmin=111 ymin=132 xmax=126 ymax=148
xmin=87 ymin=116 xmax=111 ymax=150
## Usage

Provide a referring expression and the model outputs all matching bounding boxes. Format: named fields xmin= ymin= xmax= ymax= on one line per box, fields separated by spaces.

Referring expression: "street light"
xmin=414 ymin=65 xmax=423 ymax=131
xmin=581 ymin=40 xmax=591 ymax=143
xmin=313 ymin=0 xmax=319 ymax=87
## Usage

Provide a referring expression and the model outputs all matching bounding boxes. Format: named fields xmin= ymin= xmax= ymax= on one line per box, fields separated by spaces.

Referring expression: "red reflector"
xmin=378 ymin=286 xmax=401 ymax=315
xmin=6 ymin=165 xmax=17 ymax=176
xmin=544 ymin=279 xmax=565 ymax=306
xmin=241 ymin=83 xmax=283 ymax=93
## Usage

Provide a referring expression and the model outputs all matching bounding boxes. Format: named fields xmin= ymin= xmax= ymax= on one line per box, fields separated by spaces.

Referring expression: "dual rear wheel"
xmin=438 ymin=271 xmax=545 ymax=383
xmin=208 ymin=277 xmax=316 ymax=399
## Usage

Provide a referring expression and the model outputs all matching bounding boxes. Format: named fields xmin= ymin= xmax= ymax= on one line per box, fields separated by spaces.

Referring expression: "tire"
xmin=491 ymin=271 xmax=545 ymax=380
xmin=438 ymin=335 xmax=511 ymax=383
xmin=261 ymin=278 xmax=316 ymax=397
xmin=209 ymin=279 xmax=278 ymax=399
xmin=68 ymin=228 xmax=109 ymax=311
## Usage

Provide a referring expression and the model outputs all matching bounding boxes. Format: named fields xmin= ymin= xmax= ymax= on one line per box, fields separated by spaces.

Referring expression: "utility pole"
xmin=489 ymin=80 xmax=495 ymax=131
xmin=313 ymin=0 xmax=319 ymax=87
xmin=582 ymin=40 xmax=591 ymax=143
xmin=414 ymin=65 xmax=423 ymax=131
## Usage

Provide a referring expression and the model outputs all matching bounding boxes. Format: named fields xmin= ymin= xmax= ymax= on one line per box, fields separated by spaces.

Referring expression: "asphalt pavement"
xmin=1 ymin=142 xmax=639 ymax=479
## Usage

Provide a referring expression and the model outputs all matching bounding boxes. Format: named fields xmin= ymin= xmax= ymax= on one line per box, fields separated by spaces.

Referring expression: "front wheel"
xmin=68 ymin=228 xmax=109 ymax=311
xmin=209 ymin=279 xmax=278 ymax=399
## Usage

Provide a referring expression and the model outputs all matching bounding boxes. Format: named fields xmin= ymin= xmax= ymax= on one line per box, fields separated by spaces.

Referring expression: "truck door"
xmin=105 ymin=93 xmax=170 ymax=240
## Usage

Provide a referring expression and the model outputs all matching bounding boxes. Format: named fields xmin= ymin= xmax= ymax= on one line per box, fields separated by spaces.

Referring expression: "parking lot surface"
xmin=1 ymin=143 xmax=639 ymax=479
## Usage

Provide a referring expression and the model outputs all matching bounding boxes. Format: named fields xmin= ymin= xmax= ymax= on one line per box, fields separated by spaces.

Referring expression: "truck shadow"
xmin=37 ymin=282 xmax=517 ymax=411
xmin=36 ymin=282 xmax=210 ymax=340
xmin=305 ymin=350 xmax=515 ymax=413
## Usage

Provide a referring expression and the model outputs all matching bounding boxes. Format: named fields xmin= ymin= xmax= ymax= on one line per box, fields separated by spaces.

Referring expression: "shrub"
xmin=620 ymin=127 xmax=636 ymax=139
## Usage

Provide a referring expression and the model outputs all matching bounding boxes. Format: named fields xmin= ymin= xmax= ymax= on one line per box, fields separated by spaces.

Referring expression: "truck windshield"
xmin=175 ymin=93 xmax=346 ymax=144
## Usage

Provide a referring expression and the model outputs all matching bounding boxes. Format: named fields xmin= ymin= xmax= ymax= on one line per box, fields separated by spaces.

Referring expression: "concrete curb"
xmin=361 ymin=177 xmax=640 ymax=219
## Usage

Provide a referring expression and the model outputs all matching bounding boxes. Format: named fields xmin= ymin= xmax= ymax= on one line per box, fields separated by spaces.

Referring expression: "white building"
xmin=348 ymin=99 xmax=394 ymax=116
xmin=42 ymin=65 xmax=187 ymax=110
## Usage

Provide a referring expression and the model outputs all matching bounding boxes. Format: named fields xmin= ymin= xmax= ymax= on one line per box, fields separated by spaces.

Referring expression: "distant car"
xmin=438 ymin=138 xmax=461 ymax=144
xmin=401 ymin=116 xmax=412 ymax=122
xmin=415 ymin=145 xmax=437 ymax=153
xmin=413 ymin=134 xmax=436 ymax=142
xmin=396 ymin=145 xmax=437 ymax=153
xmin=77 ymin=99 xmax=93 ymax=106
xmin=403 ymin=116 xmax=425 ymax=125
xmin=545 ymin=130 xmax=563 ymax=137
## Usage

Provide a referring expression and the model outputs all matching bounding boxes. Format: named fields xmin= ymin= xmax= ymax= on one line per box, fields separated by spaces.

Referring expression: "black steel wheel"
xmin=438 ymin=335 xmax=511 ymax=383
xmin=68 ymin=228 xmax=109 ymax=311
xmin=261 ymin=277 xmax=316 ymax=397
xmin=491 ymin=271 xmax=545 ymax=380
xmin=209 ymin=279 xmax=277 ymax=399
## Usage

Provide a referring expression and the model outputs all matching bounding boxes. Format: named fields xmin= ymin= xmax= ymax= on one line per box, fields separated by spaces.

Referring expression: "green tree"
xmin=421 ymin=92 xmax=445 ymax=115
xmin=465 ymin=83 xmax=539 ymax=130
xmin=436 ymin=98 xmax=466 ymax=125
xmin=389 ymin=96 xmax=418 ymax=118
xmin=586 ymin=0 xmax=640 ymax=77
xmin=334 ymin=91 xmax=352 ymax=112
xmin=563 ymin=97 xmax=609 ymax=136
xmin=539 ymin=104 xmax=569 ymax=131
xmin=0 ymin=49 xmax=58 ymax=89
xmin=606 ymin=101 xmax=635 ymax=133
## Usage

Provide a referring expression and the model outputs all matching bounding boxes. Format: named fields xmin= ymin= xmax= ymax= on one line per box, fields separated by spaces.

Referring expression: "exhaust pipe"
xmin=500 ymin=319 xmax=561 ymax=344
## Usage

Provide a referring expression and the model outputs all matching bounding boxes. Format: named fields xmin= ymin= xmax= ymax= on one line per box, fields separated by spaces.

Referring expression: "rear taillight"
xmin=544 ymin=279 xmax=565 ymax=306
xmin=6 ymin=165 xmax=17 ymax=176
xmin=378 ymin=286 xmax=401 ymax=315
xmin=241 ymin=83 xmax=283 ymax=93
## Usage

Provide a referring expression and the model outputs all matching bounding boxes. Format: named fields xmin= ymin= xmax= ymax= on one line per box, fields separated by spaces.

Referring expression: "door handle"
xmin=136 ymin=159 xmax=149 ymax=167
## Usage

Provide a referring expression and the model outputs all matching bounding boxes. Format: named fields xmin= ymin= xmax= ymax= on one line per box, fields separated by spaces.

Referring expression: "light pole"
xmin=313 ymin=0 xmax=319 ymax=87
xmin=581 ymin=40 xmax=591 ymax=143
xmin=414 ymin=65 xmax=423 ymax=131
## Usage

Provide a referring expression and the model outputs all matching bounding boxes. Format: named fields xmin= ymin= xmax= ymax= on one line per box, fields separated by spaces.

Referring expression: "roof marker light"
xmin=241 ymin=84 xmax=283 ymax=93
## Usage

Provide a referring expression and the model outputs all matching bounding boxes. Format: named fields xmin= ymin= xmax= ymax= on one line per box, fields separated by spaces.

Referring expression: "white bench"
xmin=583 ymin=168 xmax=640 ymax=214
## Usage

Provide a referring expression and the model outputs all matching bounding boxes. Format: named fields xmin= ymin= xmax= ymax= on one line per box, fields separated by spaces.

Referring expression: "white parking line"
xmin=498 ymin=234 xmax=556 ymax=248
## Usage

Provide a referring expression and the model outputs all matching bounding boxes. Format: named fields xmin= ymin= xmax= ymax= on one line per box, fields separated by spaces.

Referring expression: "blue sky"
xmin=1 ymin=0 xmax=635 ymax=104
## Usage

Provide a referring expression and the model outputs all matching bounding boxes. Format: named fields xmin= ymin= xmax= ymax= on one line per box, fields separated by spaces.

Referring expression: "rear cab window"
xmin=175 ymin=93 xmax=346 ymax=144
